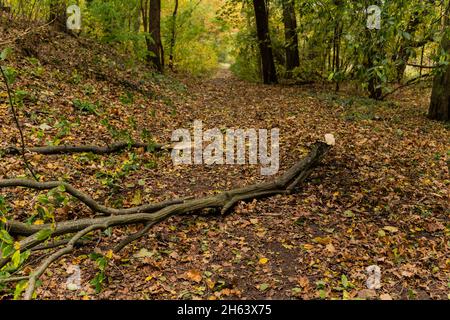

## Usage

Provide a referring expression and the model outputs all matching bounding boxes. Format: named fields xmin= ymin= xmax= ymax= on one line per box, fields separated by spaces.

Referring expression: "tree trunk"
xmin=147 ymin=0 xmax=163 ymax=72
xmin=49 ymin=0 xmax=67 ymax=32
xmin=429 ymin=2 xmax=450 ymax=121
xmin=429 ymin=42 xmax=450 ymax=120
xmin=253 ymin=0 xmax=278 ymax=84
xmin=393 ymin=10 xmax=421 ymax=83
xmin=169 ymin=0 xmax=179 ymax=71
xmin=333 ymin=22 xmax=342 ymax=92
xmin=282 ymin=0 xmax=299 ymax=76
xmin=364 ymin=26 xmax=383 ymax=100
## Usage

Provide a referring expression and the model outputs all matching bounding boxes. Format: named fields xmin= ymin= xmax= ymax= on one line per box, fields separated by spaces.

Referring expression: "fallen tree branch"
xmin=381 ymin=73 xmax=433 ymax=100
xmin=113 ymin=222 xmax=155 ymax=253
xmin=0 ymin=141 xmax=332 ymax=299
xmin=24 ymin=224 xmax=107 ymax=300
xmin=406 ymin=63 xmax=437 ymax=69
xmin=0 ymin=179 xmax=186 ymax=216
xmin=2 ymin=141 xmax=170 ymax=156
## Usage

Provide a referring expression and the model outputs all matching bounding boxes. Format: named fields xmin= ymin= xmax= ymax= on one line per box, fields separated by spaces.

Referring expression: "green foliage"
xmin=69 ymin=70 xmax=83 ymax=85
xmin=54 ymin=118 xmax=73 ymax=143
xmin=1 ymin=66 xmax=17 ymax=86
xmin=229 ymin=28 xmax=261 ymax=82
xmin=0 ymin=47 xmax=12 ymax=61
xmin=119 ymin=91 xmax=134 ymax=105
xmin=96 ymin=153 xmax=140 ymax=190
xmin=162 ymin=0 xmax=231 ymax=75
xmin=100 ymin=118 xmax=131 ymax=142
xmin=73 ymin=99 xmax=100 ymax=115
xmin=0 ymin=197 xmax=31 ymax=275
xmin=223 ymin=0 xmax=445 ymax=96
xmin=84 ymin=0 xmax=147 ymax=59
xmin=89 ymin=251 xmax=111 ymax=294
xmin=28 ymin=186 xmax=69 ymax=225
xmin=13 ymin=90 xmax=28 ymax=108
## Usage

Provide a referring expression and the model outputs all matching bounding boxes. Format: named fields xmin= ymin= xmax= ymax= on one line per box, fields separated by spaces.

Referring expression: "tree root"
xmin=0 ymin=141 xmax=332 ymax=299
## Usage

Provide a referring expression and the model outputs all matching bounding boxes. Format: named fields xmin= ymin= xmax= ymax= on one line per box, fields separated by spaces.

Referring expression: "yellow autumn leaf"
xmin=303 ymin=244 xmax=314 ymax=250
xmin=132 ymin=190 xmax=142 ymax=206
xmin=105 ymin=250 xmax=113 ymax=259
xmin=259 ymin=257 xmax=268 ymax=264
xmin=34 ymin=219 xmax=44 ymax=225
xmin=313 ymin=236 xmax=332 ymax=245
xmin=145 ymin=275 xmax=153 ymax=282
xmin=206 ymin=278 xmax=215 ymax=289
xmin=383 ymin=226 xmax=399 ymax=233
xmin=14 ymin=241 xmax=21 ymax=250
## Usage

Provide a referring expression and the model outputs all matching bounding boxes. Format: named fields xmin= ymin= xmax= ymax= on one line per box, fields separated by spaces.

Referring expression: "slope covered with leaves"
xmin=0 ymin=21 xmax=449 ymax=300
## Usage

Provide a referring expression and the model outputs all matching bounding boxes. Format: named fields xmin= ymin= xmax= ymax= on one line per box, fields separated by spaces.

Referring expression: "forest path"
xmin=83 ymin=72 xmax=448 ymax=300
xmin=1 ymin=57 xmax=447 ymax=299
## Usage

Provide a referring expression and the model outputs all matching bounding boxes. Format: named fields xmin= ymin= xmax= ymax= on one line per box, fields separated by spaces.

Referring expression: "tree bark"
xmin=169 ymin=0 xmax=179 ymax=71
xmin=429 ymin=2 xmax=450 ymax=121
xmin=48 ymin=0 xmax=67 ymax=32
xmin=2 ymin=141 xmax=168 ymax=156
xmin=253 ymin=0 xmax=278 ymax=84
xmin=282 ymin=0 xmax=300 ymax=76
xmin=147 ymin=0 xmax=163 ymax=72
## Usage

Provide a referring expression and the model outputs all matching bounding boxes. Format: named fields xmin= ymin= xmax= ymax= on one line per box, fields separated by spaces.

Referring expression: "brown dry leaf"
xmin=298 ymin=277 xmax=310 ymax=288
xmin=325 ymin=243 xmax=336 ymax=253
xmin=357 ymin=289 xmax=377 ymax=300
xmin=424 ymin=222 xmax=445 ymax=232
xmin=185 ymin=269 xmax=202 ymax=283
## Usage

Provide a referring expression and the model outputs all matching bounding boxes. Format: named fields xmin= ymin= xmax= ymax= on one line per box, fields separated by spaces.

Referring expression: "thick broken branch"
xmin=2 ymin=141 xmax=169 ymax=156
xmin=4 ymin=141 xmax=331 ymax=237
xmin=0 ymin=179 xmax=185 ymax=216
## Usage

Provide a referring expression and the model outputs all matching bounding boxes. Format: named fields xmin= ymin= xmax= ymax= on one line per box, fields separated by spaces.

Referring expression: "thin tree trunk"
xmin=334 ymin=22 xmax=342 ymax=92
xmin=282 ymin=0 xmax=300 ymax=77
xmin=253 ymin=0 xmax=278 ymax=84
xmin=147 ymin=0 xmax=163 ymax=72
xmin=169 ymin=0 xmax=179 ymax=71
xmin=49 ymin=0 xmax=67 ymax=32
xmin=419 ymin=45 xmax=425 ymax=76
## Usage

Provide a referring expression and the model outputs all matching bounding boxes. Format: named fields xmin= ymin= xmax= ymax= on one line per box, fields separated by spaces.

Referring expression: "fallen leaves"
xmin=0 ymin=29 xmax=448 ymax=300
xmin=184 ymin=270 xmax=203 ymax=283
xmin=383 ymin=226 xmax=399 ymax=233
